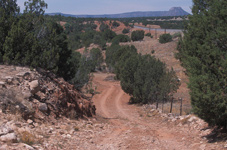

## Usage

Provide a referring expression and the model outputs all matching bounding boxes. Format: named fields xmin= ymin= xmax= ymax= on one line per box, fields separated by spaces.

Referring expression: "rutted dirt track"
xmin=92 ymin=72 xmax=224 ymax=150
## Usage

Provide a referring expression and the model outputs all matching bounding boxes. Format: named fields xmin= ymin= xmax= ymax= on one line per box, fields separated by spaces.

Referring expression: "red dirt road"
xmin=92 ymin=72 xmax=223 ymax=150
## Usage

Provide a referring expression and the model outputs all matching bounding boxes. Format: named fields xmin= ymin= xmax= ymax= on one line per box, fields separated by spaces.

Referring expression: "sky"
xmin=16 ymin=0 xmax=193 ymax=15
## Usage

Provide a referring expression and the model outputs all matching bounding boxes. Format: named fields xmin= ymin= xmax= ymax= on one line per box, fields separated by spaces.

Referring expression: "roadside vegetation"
xmin=159 ymin=34 xmax=173 ymax=43
xmin=131 ymin=30 xmax=145 ymax=41
xmin=177 ymin=0 xmax=227 ymax=128
xmin=0 ymin=0 xmax=104 ymax=91
xmin=106 ymin=43 xmax=180 ymax=105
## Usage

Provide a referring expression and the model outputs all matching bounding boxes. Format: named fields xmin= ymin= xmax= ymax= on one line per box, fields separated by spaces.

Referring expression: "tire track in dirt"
xmin=92 ymin=72 xmax=202 ymax=150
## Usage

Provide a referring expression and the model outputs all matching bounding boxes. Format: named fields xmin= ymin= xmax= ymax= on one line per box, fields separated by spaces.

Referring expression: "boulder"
xmin=29 ymin=80 xmax=40 ymax=94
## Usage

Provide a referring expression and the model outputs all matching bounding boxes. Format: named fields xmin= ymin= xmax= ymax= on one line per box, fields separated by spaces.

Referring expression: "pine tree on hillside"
xmin=178 ymin=0 xmax=227 ymax=128
xmin=0 ymin=0 xmax=19 ymax=62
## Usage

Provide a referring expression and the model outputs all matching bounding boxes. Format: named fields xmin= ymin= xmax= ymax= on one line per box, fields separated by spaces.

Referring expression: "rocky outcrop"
xmin=0 ymin=65 xmax=95 ymax=122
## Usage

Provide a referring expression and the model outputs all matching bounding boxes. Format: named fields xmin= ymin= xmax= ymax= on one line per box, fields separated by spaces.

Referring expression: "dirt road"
xmin=92 ymin=72 xmax=223 ymax=150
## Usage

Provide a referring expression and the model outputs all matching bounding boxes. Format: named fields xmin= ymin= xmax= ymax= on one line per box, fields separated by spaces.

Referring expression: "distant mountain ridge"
xmin=47 ymin=7 xmax=190 ymax=18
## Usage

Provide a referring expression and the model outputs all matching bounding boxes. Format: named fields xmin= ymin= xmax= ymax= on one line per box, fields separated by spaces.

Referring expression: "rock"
xmin=0 ymin=81 xmax=6 ymax=88
xmin=27 ymin=119 xmax=33 ymax=124
xmin=5 ymin=76 xmax=13 ymax=84
xmin=0 ymin=125 xmax=13 ymax=136
xmin=29 ymin=80 xmax=40 ymax=94
xmin=199 ymin=144 xmax=206 ymax=150
xmin=16 ymin=72 xmax=29 ymax=77
xmin=23 ymin=91 xmax=32 ymax=99
xmin=0 ymin=133 xmax=17 ymax=142
xmin=67 ymin=134 xmax=72 ymax=138
xmin=188 ymin=116 xmax=197 ymax=122
xmin=18 ymin=143 xmax=35 ymax=150
xmin=39 ymin=103 xmax=48 ymax=112
xmin=0 ymin=144 xmax=8 ymax=150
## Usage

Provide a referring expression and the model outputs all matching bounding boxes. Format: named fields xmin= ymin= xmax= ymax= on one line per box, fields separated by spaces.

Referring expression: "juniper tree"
xmin=0 ymin=0 xmax=19 ymax=62
xmin=178 ymin=0 xmax=227 ymax=128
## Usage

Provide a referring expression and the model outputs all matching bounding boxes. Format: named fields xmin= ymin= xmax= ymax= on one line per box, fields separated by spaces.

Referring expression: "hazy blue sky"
xmin=17 ymin=0 xmax=193 ymax=15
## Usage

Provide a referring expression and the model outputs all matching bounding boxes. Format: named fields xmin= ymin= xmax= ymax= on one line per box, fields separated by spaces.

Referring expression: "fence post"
xmin=156 ymin=93 xmax=159 ymax=109
xmin=170 ymin=97 xmax=173 ymax=113
xmin=180 ymin=98 xmax=183 ymax=116
xmin=155 ymin=29 xmax=157 ymax=39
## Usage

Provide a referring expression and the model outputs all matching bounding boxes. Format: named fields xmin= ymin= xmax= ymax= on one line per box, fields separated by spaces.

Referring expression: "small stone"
xmin=0 ymin=81 xmax=6 ymax=85
xmin=39 ymin=103 xmax=48 ymax=112
xmin=23 ymin=91 xmax=32 ymax=99
xmin=0 ymin=144 xmax=8 ymax=150
xmin=16 ymin=72 xmax=29 ymax=77
xmin=67 ymin=134 xmax=71 ymax=138
xmin=199 ymin=144 xmax=206 ymax=150
xmin=27 ymin=119 xmax=33 ymax=124
xmin=33 ymin=123 xmax=39 ymax=127
xmin=5 ymin=76 xmax=13 ymax=84
xmin=18 ymin=143 xmax=34 ymax=150
xmin=0 ymin=133 xmax=17 ymax=142
xmin=0 ymin=81 xmax=6 ymax=88
xmin=0 ymin=125 xmax=13 ymax=136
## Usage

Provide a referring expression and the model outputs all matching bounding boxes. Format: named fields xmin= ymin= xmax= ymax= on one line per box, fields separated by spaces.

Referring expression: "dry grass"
xmin=180 ymin=116 xmax=191 ymax=125
xmin=18 ymin=130 xmax=45 ymax=146
xmin=19 ymin=131 xmax=36 ymax=145
xmin=74 ymin=126 xmax=80 ymax=131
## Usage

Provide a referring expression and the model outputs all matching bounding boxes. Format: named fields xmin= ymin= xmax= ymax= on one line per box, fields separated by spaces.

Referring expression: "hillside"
xmin=1 ymin=24 xmax=227 ymax=150
xmin=48 ymin=7 xmax=189 ymax=18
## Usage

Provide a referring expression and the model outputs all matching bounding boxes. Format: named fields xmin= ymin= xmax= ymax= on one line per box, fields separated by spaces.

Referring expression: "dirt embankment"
xmin=0 ymin=65 xmax=95 ymax=122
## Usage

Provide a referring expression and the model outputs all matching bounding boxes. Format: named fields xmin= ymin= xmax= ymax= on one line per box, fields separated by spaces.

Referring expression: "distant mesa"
xmin=47 ymin=7 xmax=190 ymax=18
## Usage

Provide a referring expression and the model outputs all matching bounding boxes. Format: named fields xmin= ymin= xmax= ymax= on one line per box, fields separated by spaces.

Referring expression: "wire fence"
xmin=147 ymin=98 xmax=192 ymax=116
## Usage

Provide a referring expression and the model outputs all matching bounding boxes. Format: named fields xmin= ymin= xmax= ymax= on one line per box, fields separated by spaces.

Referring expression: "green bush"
xmin=90 ymin=48 xmax=103 ymax=71
xmin=131 ymin=30 xmax=144 ymax=41
xmin=159 ymin=34 xmax=172 ymax=43
xmin=145 ymin=33 xmax=151 ymax=36
xmin=102 ymin=29 xmax=116 ymax=42
xmin=112 ymin=21 xmax=120 ymax=28
xmin=99 ymin=23 xmax=109 ymax=32
xmin=122 ymin=28 xmax=130 ymax=34
xmin=123 ymin=22 xmax=129 ymax=27
xmin=112 ymin=34 xmax=130 ymax=44
xmin=145 ymin=33 xmax=153 ymax=38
